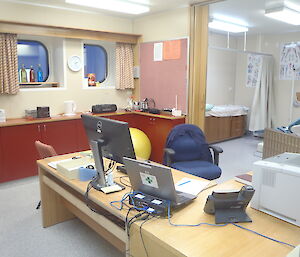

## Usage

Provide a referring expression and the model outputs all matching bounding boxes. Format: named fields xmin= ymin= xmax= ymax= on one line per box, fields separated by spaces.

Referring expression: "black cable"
xmin=139 ymin=215 xmax=154 ymax=257
xmin=84 ymin=179 xmax=100 ymax=213
xmin=126 ymin=212 xmax=151 ymax=257
xmin=118 ymin=175 xmax=131 ymax=187
xmin=125 ymin=207 xmax=135 ymax=236
xmin=127 ymin=211 xmax=147 ymax=235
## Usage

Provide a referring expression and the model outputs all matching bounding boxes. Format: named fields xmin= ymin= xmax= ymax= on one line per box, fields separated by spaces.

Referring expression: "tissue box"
xmin=57 ymin=157 xmax=95 ymax=179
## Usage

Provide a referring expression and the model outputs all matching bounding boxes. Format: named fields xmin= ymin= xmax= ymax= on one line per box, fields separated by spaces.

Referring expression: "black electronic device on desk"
xmin=204 ymin=185 xmax=255 ymax=224
xmin=130 ymin=192 xmax=169 ymax=216
xmin=92 ymin=104 xmax=117 ymax=114
xmin=148 ymin=108 xmax=160 ymax=114
xmin=37 ymin=106 xmax=50 ymax=118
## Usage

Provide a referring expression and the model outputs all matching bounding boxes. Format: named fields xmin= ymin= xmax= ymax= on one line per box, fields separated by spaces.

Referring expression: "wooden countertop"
xmin=0 ymin=110 xmax=185 ymax=127
xmin=38 ymin=153 xmax=300 ymax=257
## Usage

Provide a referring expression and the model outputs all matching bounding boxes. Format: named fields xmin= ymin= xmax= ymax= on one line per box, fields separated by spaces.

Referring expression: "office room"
xmin=0 ymin=0 xmax=300 ymax=256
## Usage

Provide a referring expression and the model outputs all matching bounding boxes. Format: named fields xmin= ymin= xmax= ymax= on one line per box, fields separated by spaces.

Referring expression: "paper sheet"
xmin=48 ymin=158 xmax=77 ymax=169
xmin=153 ymin=42 xmax=163 ymax=61
xmin=163 ymin=40 xmax=181 ymax=60
xmin=175 ymin=178 xmax=210 ymax=196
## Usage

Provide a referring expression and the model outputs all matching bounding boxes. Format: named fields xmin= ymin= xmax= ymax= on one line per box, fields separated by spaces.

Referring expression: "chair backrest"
xmin=35 ymin=140 xmax=57 ymax=159
xmin=164 ymin=124 xmax=213 ymax=164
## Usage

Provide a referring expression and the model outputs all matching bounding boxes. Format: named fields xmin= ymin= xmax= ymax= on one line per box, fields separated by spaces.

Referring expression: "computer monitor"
xmin=81 ymin=114 xmax=136 ymax=190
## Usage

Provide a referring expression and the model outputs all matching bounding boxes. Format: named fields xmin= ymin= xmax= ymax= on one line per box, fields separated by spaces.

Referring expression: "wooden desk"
xmin=38 ymin=154 xmax=300 ymax=257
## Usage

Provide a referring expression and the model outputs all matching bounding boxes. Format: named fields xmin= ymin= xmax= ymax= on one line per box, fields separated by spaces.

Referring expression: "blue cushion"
xmin=171 ymin=160 xmax=221 ymax=180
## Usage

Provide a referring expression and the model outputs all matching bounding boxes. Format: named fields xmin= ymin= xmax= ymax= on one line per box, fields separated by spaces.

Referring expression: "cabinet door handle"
xmin=37 ymin=125 xmax=40 ymax=132
xmin=43 ymin=124 xmax=46 ymax=132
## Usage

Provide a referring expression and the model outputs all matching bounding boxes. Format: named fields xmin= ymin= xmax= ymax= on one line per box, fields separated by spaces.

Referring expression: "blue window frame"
xmin=17 ymin=40 xmax=49 ymax=82
xmin=84 ymin=44 xmax=107 ymax=83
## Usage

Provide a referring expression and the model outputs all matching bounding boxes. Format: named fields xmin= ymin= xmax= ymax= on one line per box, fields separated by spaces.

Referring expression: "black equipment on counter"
xmin=92 ymin=104 xmax=117 ymax=114
xmin=37 ymin=106 xmax=50 ymax=118
xmin=148 ymin=108 xmax=160 ymax=114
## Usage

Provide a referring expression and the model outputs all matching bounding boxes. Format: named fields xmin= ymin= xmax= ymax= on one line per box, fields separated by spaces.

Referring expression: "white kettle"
xmin=64 ymin=100 xmax=77 ymax=116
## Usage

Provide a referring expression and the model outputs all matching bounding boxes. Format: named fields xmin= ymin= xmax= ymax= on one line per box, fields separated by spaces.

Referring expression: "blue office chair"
xmin=163 ymin=124 xmax=223 ymax=180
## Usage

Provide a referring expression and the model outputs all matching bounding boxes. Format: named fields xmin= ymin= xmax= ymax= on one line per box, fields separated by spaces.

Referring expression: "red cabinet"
xmin=0 ymin=113 xmax=185 ymax=183
xmin=0 ymin=120 xmax=83 ymax=183
xmin=41 ymin=120 xmax=79 ymax=155
xmin=0 ymin=124 xmax=40 ymax=182
xmin=105 ymin=114 xmax=138 ymax=128
xmin=134 ymin=115 xmax=185 ymax=163
xmin=76 ymin=119 xmax=90 ymax=151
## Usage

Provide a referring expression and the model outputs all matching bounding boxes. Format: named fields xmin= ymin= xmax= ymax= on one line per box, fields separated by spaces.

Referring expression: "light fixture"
xmin=65 ymin=0 xmax=149 ymax=15
xmin=208 ymin=19 xmax=248 ymax=33
xmin=265 ymin=6 xmax=300 ymax=25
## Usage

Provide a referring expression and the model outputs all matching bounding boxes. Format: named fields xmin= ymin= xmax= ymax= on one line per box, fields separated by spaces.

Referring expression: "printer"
xmin=251 ymin=152 xmax=300 ymax=227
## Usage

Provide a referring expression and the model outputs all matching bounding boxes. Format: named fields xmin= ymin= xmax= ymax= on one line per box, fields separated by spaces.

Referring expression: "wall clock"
xmin=67 ymin=55 xmax=82 ymax=72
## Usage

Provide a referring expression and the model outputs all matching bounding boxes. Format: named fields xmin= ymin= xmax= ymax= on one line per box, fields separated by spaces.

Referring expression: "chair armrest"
xmin=208 ymin=145 xmax=223 ymax=166
xmin=164 ymin=148 xmax=175 ymax=167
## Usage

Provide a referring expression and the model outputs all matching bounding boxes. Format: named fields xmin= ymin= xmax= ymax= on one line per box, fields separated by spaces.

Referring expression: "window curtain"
xmin=249 ymin=55 xmax=274 ymax=131
xmin=0 ymin=33 xmax=19 ymax=95
xmin=116 ymin=43 xmax=134 ymax=90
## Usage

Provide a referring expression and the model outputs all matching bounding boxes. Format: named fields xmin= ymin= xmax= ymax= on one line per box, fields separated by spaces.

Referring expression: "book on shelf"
xmin=234 ymin=173 xmax=252 ymax=186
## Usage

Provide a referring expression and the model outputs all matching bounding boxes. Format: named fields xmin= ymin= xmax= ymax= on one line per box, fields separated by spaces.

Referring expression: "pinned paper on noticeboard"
xmin=153 ymin=42 xmax=163 ymax=61
xmin=163 ymin=40 xmax=181 ymax=60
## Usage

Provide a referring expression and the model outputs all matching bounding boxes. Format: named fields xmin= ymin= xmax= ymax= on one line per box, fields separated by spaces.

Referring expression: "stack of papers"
xmin=175 ymin=178 xmax=211 ymax=196
xmin=48 ymin=158 xmax=74 ymax=169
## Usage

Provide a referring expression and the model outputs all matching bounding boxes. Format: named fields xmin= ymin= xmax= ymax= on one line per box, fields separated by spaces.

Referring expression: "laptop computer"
xmin=123 ymin=157 xmax=196 ymax=206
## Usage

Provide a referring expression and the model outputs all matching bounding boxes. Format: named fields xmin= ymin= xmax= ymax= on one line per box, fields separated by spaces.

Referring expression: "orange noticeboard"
xmin=163 ymin=40 xmax=181 ymax=60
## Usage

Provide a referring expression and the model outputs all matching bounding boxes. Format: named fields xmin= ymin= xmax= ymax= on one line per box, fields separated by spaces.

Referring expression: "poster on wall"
xmin=280 ymin=42 xmax=300 ymax=80
xmin=246 ymin=54 xmax=263 ymax=87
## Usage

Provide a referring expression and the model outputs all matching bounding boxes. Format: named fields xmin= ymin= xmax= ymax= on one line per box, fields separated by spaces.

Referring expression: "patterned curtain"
xmin=0 ymin=33 xmax=19 ymax=95
xmin=116 ymin=43 xmax=134 ymax=90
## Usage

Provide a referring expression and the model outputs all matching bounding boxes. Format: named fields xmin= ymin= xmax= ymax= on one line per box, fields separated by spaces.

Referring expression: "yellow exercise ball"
xmin=129 ymin=128 xmax=152 ymax=160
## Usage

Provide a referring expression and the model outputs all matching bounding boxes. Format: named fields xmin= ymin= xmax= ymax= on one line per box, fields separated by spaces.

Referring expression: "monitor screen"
xmin=81 ymin=114 xmax=136 ymax=164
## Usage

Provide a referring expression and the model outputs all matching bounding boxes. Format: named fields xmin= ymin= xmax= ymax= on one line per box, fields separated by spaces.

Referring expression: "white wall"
xmin=260 ymin=32 xmax=300 ymax=127
xmin=0 ymin=1 xmax=134 ymax=118
xmin=133 ymin=8 xmax=189 ymax=42
xmin=0 ymin=1 xmax=133 ymax=33
xmin=206 ymin=48 xmax=237 ymax=105
xmin=0 ymin=38 xmax=132 ymax=117
xmin=208 ymin=31 xmax=300 ymax=128
xmin=235 ymin=32 xmax=300 ymax=127
xmin=206 ymin=33 xmax=238 ymax=105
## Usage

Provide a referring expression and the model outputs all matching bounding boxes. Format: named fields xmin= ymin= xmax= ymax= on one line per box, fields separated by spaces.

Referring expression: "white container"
xmin=64 ymin=100 xmax=77 ymax=116
xmin=0 ymin=109 xmax=6 ymax=122
xmin=172 ymin=108 xmax=182 ymax=117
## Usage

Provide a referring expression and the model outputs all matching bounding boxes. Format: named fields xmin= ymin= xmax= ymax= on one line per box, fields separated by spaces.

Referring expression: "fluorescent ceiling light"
xmin=208 ymin=19 xmax=248 ymax=33
xmin=65 ymin=0 xmax=149 ymax=15
xmin=265 ymin=6 xmax=300 ymax=25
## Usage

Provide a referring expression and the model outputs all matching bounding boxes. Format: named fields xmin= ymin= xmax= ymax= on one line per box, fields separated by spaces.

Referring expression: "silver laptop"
xmin=123 ymin=157 xmax=196 ymax=206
